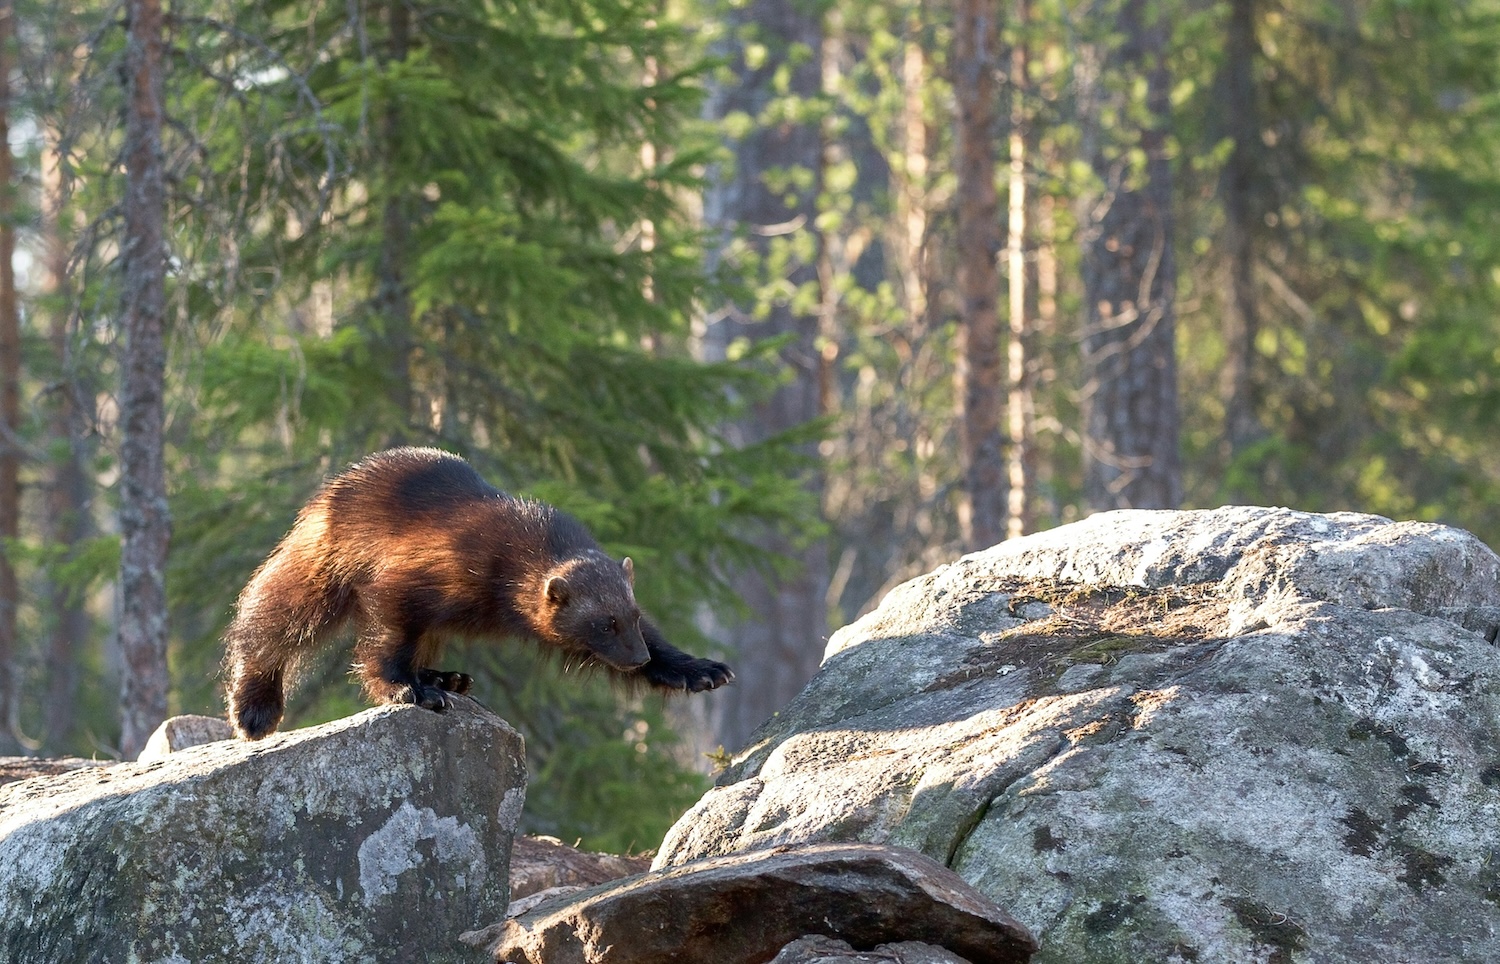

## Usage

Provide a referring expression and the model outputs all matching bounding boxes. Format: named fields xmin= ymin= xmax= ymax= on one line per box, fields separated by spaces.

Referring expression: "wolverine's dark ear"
xmin=545 ymin=575 xmax=571 ymax=606
xmin=621 ymin=557 xmax=634 ymax=586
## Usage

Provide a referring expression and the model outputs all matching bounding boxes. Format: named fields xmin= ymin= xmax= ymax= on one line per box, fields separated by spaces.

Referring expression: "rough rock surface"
xmin=771 ymin=935 xmax=974 ymax=963
xmin=0 ymin=699 xmax=525 ymax=964
xmin=0 ymin=756 xmax=109 ymax=788
xmin=656 ymin=507 xmax=1500 ymax=963
xmin=466 ymin=842 xmax=1037 ymax=964
xmin=508 ymin=833 xmax=650 ymax=901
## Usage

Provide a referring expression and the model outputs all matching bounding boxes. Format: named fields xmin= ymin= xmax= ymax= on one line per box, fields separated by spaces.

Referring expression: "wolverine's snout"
xmin=594 ymin=635 xmax=650 ymax=671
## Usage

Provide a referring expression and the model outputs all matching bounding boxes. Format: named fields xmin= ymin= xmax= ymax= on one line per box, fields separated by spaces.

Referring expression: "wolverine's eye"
xmin=608 ymin=617 xmax=620 ymax=635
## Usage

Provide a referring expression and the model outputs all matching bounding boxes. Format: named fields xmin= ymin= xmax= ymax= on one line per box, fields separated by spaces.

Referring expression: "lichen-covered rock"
xmin=656 ymin=508 xmax=1500 ymax=963
xmin=0 ymin=699 xmax=524 ymax=964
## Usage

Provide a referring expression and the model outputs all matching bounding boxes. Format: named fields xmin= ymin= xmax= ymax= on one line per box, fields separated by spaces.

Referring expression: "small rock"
xmin=136 ymin=713 xmax=235 ymax=760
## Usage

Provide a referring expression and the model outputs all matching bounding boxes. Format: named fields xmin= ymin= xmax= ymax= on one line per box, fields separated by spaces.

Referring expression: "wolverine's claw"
xmin=392 ymin=681 xmax=455 ymax=712
xmin=644 ymin=655 xmax=734 ymax=693
xmin=418 ymin=668 xmax=473 ymax=694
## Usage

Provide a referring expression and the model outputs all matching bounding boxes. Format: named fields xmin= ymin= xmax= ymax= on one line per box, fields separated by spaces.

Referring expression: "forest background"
xmin=0 ymin=0 xmax=1497 ymax=853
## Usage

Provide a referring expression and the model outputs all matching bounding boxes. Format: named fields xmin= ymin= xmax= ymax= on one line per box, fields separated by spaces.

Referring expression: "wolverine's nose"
xmin=620 ymin=639 xmax=650 ymax=670
xmin=602 ymin=651 xmax=649 ymax=673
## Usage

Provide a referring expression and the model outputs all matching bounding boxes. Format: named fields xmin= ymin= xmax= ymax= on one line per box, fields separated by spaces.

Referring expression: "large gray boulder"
xmin=0 ymin=699 xmax=524 ymax=964
xmin=656 ymin=507 xmax=1500 ymax=963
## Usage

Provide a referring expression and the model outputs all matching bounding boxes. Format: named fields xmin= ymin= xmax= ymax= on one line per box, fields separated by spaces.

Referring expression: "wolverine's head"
xmin=539 ymin=552 xmax=649 ymax=671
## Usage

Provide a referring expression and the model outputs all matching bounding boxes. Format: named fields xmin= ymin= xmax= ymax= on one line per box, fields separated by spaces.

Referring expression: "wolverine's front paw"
xmin=643 ymin=656 xmax=734 ymax=693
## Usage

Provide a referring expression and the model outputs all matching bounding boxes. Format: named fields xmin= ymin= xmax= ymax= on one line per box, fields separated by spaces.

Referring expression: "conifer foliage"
xmin=4 ymin=0 xmax=1500 ymax=852
xmin=6 ymin=0 xmax=810 ymax=846
xmin=163 ymin=0 xmax=811 ymax=843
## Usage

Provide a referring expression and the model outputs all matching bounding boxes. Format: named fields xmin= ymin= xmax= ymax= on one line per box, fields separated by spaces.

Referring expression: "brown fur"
xmin=223 ymin=447 xmax=733 ymax=739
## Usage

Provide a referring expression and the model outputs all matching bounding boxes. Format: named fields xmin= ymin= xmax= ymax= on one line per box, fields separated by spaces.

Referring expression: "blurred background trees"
xmin=1 ymin=0 xmax=1498 ymax=847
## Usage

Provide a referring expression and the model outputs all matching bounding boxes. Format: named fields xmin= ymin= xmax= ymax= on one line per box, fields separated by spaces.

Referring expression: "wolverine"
xmin=223 ymin=447 xmax=733 ymax=739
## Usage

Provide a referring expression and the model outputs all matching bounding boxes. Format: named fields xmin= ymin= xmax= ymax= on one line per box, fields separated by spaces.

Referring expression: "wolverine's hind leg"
xmin=226 ymin=661 xmax=287 ymax=741
xmin=224 ymin=558 xmax=353 ymax=740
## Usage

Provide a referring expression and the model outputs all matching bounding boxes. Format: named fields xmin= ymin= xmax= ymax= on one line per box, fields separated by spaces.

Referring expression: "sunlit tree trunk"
xmin=118 ymin=0 xmax=172 ymax=758
xmin=1004 ymin=0 xmax=1032 ymax=538
xmin=1079 ymin=0 xmax=1181 ymax=511
xmin=697 ymin=0 xmax=827 ymax=755
xmin=1032 ymin=179 xmax=1059 ymax=525
xmin=1036 ymin=191 xmax=1057 ymax=333
xmin=953 ymin=0 xmax=1006 ymax=549
xmin=897 ymin=19 xmax=930 ymax=330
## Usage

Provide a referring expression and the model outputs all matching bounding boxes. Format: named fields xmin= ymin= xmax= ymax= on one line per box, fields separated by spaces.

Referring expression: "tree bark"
xmin=697 ymin=0 xmax=827 ymax=755
xmin=952 ymin=0 xmax=1006 ymax=549
xmin=118 ymin=0 xmax=172 ymax=758
xmin=897 ymin=20 xmax=930 ymax=330
xmin=0 ymin=0 xmax=19 ymax=755
xmin=1220 ymin=0 xmax=1262 ymax=467
xmin=1004 ymin=0 xmax=1031 ymax=538
xmin=42 ymin=120 xmax=91 ymax=752
xmin=1079 ymin=0 xmax=1181 ymax=511
xmin=1032 ymin=179 xmax=1059 ymax=525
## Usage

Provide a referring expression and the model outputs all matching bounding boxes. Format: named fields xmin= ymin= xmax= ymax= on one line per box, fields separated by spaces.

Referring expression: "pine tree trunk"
xmin=1036 ymin=163 xmax=1058 ymax=330
xmin=117 ymin=0 xmax=171 ymax=759
xmin=1033 ymin=165 xmax=1059 ymax=525
xmin=1220 ymin=0 xmax=1262 ymax=467
xmin=0 ymin=0 xmax=20 ymax=755
xmin=952 ymin=0 xmax=1006 ymax=549
xmin=43 ymin=123 xmax=90 ymax=752
xmin=1004 ymin=0 xmax=1031 ymax=539
xmin=897 ymin=22 xmax=929 ymax=329
xmin=697 ymin=0 xmax=827 ymax=755
xmin=1079 ymin=0 xmax=1181 ymax=511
